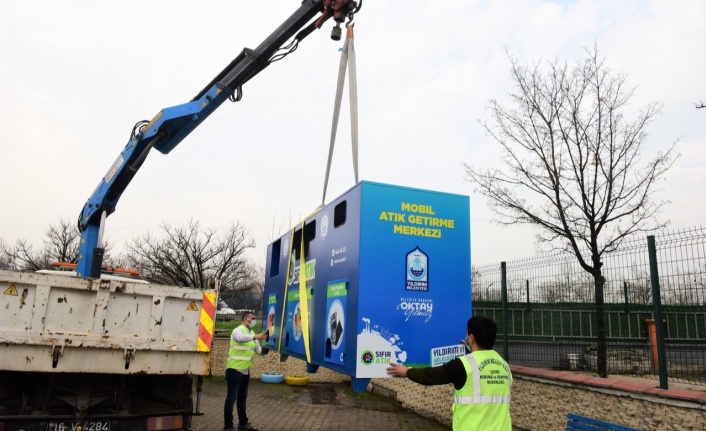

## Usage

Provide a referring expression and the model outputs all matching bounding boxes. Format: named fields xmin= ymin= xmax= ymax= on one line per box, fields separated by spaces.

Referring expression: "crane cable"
xmin=276 ymin=19 xmax=362 ymax=362
xmin=322 ymin=22 xmax=359 ymax=205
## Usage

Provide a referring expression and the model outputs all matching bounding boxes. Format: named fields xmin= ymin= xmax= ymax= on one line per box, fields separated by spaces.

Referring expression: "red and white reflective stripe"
xmin=146 ymin=415 xmax=184 ymax=431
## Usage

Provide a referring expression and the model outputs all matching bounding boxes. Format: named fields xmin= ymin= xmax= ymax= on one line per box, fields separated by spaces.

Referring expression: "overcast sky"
xmin=1 ymin=0 xmax=704 ymax=268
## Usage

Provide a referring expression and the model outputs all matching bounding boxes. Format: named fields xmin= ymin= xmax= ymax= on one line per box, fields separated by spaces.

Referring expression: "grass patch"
xmin=343 ymin=387 xmax=371 ymax=400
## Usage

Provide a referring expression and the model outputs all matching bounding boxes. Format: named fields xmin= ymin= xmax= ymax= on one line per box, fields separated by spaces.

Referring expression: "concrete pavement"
xmin=192 ymin=377 xmax=452 ymax=431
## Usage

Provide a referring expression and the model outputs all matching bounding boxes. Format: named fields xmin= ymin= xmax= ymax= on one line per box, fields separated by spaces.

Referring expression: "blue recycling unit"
xmin=262 ymin=181 xmax=471 ymax=392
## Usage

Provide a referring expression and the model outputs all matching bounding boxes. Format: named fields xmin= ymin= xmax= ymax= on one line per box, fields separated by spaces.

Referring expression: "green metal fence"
xmin=473 ymin=226 xmax=706 ymax=386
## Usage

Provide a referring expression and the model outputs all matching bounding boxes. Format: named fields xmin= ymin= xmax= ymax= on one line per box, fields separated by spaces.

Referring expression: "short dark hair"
xmin=242 ymin=311 xmax=255 ymax=322
xmin=467 ymin=316 xmax=497 ymax=349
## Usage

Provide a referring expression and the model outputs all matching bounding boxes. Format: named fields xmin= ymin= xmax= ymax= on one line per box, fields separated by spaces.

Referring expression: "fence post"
xmin=501 ymin=261 xmax=509 ymax=362
xmin=623 ymin=281 xmax=630 ymax=314
xmin=526 ymin=280 xmax=531 ymax=311
xmin=647 ymin=235 xmax=668 ymax=389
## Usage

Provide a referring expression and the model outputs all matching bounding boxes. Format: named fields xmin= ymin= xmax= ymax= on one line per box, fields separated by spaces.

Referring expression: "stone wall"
xmin=511 ymin=371 xmax=705 ymax=431
xmin=211 ymin=338 xmax=706 ymax=431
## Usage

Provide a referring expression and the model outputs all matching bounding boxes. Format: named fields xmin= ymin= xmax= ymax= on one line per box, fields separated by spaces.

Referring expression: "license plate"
xmin=47 ymin=421 xmax=111 ymax=431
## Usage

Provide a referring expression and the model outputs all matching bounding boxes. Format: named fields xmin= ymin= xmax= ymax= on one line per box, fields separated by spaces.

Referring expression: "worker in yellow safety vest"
xmin=223 ymin=311 xmax=268 ymax=431
xmin=386 ymin=316 xmax=512 ymax=431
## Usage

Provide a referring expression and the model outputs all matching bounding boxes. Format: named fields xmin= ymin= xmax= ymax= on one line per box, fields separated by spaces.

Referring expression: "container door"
xmin=285 ymin=284 xmax=313 ymax=357
xmin=324 ymin=279 xmax=347 ymax=366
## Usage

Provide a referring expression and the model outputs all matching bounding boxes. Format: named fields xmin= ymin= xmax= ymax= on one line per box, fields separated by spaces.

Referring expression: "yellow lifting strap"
xmin=297 ymin=222 xmax=312 ymax=363
xmin=322 ymin=23 xmax=359 ymax=205
xmin=277 ymin=222 xmax=313 ymax=364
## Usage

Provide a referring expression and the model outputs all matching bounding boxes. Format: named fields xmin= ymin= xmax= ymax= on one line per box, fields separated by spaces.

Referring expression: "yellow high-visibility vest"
xmin=453 ymin=350 xmax=512 ymax=431
xmin=226 ymin=325 xmax=256 ymax=371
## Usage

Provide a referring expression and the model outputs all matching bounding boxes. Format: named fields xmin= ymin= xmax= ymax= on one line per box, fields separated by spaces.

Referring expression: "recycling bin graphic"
xmin=262 ymin=181 xmax=471 ymax=392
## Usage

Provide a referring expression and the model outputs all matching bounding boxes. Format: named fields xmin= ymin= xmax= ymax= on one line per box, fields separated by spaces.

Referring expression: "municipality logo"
xmin=320 ymin=213 xmax=330 ymax=239
xmin=286 ymin=253 xmax=296 ymax=285
xmin=406 ymin=247 xmax=428 ymax=291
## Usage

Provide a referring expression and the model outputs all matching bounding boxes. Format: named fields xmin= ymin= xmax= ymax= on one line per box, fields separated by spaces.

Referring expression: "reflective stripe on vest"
xmin=227 ymin=325 xmax=256 ymax=370
xmin=453 ymin=354 xmax=511 ymax=405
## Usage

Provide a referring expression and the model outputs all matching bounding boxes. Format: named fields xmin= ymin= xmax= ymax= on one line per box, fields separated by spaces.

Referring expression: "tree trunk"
xmin=594 ymin=272 xmax=608 ymax=378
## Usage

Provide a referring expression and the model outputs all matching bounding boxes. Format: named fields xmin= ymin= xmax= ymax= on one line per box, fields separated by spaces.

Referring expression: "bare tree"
xmin=465 ymin=46 xmax=678 ymax=377
xmin=0 ymin=238 xmax=12 ymax=270
xmin=505 ymin=280 xmax=526 ymax=303
xmin=569 ymin=271 xmax=596 ymax=303
xmin=5 ymin=219 xmax=83 ymax=271
xmin=45 ymin=219 xmax=81 ymax=264
xmin=125 ymin=219 xmax=256 ymax=291
xmin=538 ymin=280 xmax=564 ymax=304
xmin=222 ymin=262 xmax=265 ymax=312
xmin=625 ymin=265 xmax=652 ymax=305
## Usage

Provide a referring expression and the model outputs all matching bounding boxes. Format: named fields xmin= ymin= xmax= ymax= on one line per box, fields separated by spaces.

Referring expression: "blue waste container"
xmin=262 ymin=181 xmax=471 ymax=392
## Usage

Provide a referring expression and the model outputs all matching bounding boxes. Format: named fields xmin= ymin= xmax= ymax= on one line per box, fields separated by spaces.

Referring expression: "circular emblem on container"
xmin=408 ymin=257 xmax=427 ymax=279
xmin=361 ymin=350 xmax=374 ymax=365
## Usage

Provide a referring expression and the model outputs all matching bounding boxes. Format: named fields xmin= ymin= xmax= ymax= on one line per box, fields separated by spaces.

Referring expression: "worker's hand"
xmin=254 ymin=333 xmax=267 ymax=340
xmin=386 ymin=362 xmax=408 ymax=378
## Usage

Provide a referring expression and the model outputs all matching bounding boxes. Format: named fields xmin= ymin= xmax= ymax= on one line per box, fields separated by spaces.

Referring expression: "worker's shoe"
xmin=224 ymin=427 xmax=236 ymax=431
xmin=238 ymin=423 xmax=258 ymax=431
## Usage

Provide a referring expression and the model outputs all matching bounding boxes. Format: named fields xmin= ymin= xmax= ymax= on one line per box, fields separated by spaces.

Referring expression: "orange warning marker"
xmin=3 ymin=284 xmax=18 ymax=296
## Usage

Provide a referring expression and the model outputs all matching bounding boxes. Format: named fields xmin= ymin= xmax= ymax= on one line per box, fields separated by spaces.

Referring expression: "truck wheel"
xmin=260 ymin=373 xmax=284 ymax=384
xmin=284 ymin=375 xmax=309 ymax=386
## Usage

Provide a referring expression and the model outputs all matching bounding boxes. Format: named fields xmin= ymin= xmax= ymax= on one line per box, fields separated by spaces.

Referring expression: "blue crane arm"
xmin=77 ymin=0 xmax=360 ymax=277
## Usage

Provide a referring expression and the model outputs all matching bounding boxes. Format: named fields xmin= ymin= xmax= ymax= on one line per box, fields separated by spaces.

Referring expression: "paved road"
xmin=192 ymin=377 xmax=452 ymax=431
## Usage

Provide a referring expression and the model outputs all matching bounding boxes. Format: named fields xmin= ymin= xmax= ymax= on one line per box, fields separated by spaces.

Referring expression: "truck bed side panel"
xmin=0 ymin=270 xmax=216 ymax=375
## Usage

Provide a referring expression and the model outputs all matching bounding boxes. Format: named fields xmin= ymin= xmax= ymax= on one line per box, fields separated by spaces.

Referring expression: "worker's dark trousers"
xmin=224 ymin=368 xmax=250 ymax=429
